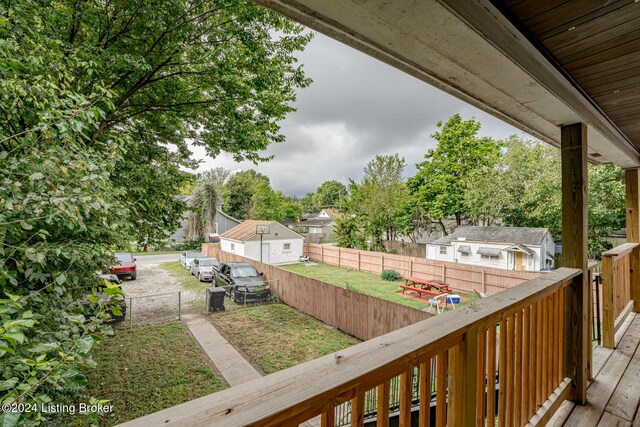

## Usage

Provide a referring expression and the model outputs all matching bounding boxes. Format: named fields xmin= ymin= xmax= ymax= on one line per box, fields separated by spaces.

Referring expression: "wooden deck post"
xmin=560 ymin=123 xmax=590 ymax=404
xmin=601 ymin=254 xmax=615 ymax=348
xmin=625 ymin=169 xmax=640 ymax=312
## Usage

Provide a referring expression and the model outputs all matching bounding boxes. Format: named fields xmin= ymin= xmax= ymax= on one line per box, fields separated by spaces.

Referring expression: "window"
xmin=480 ymin=254 xmax=500 ymax=261
xmin=230 ymin=243 xmax=235 ymax=251
xmin=439 ymin=246 xmax=447 ymax=255
xmin=283 ymin=243 xmax=291 ymax=251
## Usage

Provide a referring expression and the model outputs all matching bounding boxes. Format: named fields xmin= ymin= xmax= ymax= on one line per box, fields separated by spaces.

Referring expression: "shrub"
xmin=381 ymin=269 xmax=401 ymax=281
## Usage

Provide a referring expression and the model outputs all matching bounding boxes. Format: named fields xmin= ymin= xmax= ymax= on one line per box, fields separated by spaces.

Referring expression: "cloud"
xmin=192 ymin=32 xmax=529 ymax=196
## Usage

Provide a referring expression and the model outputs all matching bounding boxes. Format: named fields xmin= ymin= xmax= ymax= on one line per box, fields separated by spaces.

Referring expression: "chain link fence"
xmin=120 ymin=279 xmax=281 ymax=328
xmin=121 ymin=292 xmax=183 ymax=328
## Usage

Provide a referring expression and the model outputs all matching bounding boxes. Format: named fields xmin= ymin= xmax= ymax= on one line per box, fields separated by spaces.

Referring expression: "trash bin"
xmin=207 ymin=287 xmax=226 ymax=312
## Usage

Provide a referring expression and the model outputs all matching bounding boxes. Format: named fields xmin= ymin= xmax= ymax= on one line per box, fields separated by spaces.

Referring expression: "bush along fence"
xmin=304 ymin=243 xmax=539 ymax=296
xmin=202 ymin=244 xmax=431 ymax=341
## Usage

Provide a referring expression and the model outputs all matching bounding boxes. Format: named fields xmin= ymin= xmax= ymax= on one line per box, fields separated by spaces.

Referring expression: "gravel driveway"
xmin=120 ymin=254 xmax=207 ymax=325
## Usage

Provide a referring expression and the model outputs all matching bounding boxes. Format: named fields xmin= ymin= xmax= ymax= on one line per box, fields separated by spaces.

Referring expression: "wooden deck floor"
xmin=548 ymin=313 xmax=640 ymax=426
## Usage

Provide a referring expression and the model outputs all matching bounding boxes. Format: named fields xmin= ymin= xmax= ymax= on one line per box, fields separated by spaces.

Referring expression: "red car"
xmin=109 ymin=252 xmax=137 ymax=280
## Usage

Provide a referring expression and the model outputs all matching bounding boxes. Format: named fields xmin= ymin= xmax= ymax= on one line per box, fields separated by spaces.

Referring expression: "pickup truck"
xmin=214 ymin=262 xmax=271 ymax=304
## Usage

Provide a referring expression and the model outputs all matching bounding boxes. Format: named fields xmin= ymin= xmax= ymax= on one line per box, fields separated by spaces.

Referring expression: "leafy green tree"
xmin=334 ymin=216 xmax=366 ymax=249
xmin=223 ymin=170 xmax=270 ymax=219
xmin=409 ymin=114 xmax=502 ymax=231
xmin=469 ymin=135 xmax=624 ymax=259
xmin=587 ymin=164 xmax=625 ymax=258
xmin=0 ymin=1 xmax=310 ymax=423
xmin=249 ymin=182 xmax=301 ymax=222
xmin=350 ymin=154 xmax=409 ymax=250
xmin=314 ymin=180 xmax=347 ymax=209
xmin=113 ymin=137 xmax=192 ymax=251
xmin=300 ymin=193 xmax=319 ymax=213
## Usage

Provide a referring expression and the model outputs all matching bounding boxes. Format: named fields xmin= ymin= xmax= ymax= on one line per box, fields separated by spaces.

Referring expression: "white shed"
xmin=219 ymin=220 xmax=304 ymax=265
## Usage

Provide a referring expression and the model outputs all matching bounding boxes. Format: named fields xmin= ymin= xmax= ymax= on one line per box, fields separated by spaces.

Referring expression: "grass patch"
xmin=281 ymin=263 xmax=480 ymax=310
xmin=132 ymin=250 xmax=182 ymax=256
xmin=79 ymin=323 xmax=227 ymax=426
xmin=210 ymin=304 xmax=359 ymax=374
xmin=160 ymin=261 xmax=211 ymax=292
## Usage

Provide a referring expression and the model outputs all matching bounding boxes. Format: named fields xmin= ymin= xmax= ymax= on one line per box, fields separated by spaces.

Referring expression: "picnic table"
xmin=399 ymin=277 xmax=452 ymax=299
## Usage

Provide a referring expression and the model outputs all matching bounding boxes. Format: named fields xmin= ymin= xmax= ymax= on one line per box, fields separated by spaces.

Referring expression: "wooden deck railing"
xmin=119 ymin=268 xmax=581 ymax=427
xmin=601 ymin=243 xmax=639 ymax=348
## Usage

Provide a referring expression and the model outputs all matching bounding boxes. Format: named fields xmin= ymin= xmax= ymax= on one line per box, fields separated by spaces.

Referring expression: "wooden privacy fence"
xmin=201 ymin=244 xmax=431 ymax=341
xmin=121 ymin=268 xmax=582 ymax=427
xmin=601 ymin=242 xmax=639 ymax=348
xmin=305 ymin=243 xmax=539 ymax=295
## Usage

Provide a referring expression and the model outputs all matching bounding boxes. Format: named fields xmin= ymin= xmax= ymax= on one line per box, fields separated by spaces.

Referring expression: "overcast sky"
xmin=191 ymin=31 xmax=531 ymax=197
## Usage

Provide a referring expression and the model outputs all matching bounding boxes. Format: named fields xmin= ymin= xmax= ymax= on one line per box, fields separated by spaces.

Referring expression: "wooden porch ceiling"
xmin=255 ymin=0 xmax=640 ymax=169
xmin=494 ymin=0 xmax=640 ymax=160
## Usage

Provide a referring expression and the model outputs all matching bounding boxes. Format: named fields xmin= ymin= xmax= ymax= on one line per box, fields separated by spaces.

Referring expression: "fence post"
xmin=338 ymin=248 xmax=341 ymax=267
xmin=381 ymin=254 xmax=384 ymax=274
xmin=601 ymin=254 xmax=615 ymax=348
xmin=321 ymin=245 xmax=324 ymax=263
xmin=442 ymin=265 xmax=446 ymax=281
xmin=409 ymin=259 xmax=413 ymax=277
xmin=481 ymin=270 xmax=486 ymax=294
xmin=129 ymin=297 xmax=133 ymax=329
xmin=178 ymin=291 xmax=182 ymax=321
xmin=357 ymin=252 xmax=361 ymax=271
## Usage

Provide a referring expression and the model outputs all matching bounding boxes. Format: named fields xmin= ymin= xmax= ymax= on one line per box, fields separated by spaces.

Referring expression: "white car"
xmin=179 ymin=250 xmax=204 ymax=269
xmin=189 ymin=257 xmax=220 ymax=282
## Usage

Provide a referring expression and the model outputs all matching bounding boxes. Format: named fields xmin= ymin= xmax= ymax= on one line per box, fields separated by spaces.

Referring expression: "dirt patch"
xmin=119 ymin=258 xmax=206 ymax=325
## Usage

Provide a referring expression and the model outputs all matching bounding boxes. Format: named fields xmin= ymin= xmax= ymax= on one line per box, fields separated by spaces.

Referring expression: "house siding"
xmin=426 ymin=229 xmax=555 ymax=272
xmin=222 ymin=222 xmax=303 ymax=265
xmin=220 ymin=239 xmax=245 ymax=257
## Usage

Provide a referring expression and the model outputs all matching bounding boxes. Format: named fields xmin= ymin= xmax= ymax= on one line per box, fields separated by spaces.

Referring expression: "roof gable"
xmin=220 ymin=220 xmax=304 ymax=242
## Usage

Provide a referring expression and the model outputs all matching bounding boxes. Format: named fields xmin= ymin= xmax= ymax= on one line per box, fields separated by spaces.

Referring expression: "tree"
xmin=468 ymin=135 xmax=625 ymax=259
xmin=248 ymin=182 xmax=301 ymax=222
xmin=349 ymin=154 xmax=409 ymax=250
xmin=300 ymin=193 xmax=319 ymax=213
xmin=314 ymin=180 xmax=347 ymax=209
xmin=223 ymin=170 xmax=270 ymax=219
xmin=0 ymin=1 xmax=311 ymax=422
xmin=334 ymin=216 xmax=366 ymax=249
xmin=186 ymin=180 xmax=219 ymax=239
xmin=587 ymin=164 xmax=625 ymax=258
xmin=198 ymin=167 xmax=232 ymax=188
xmin=408 ymin=114 xmax=502 ymax=231
xmin=113 ymin=135 xmax=192 ymax=250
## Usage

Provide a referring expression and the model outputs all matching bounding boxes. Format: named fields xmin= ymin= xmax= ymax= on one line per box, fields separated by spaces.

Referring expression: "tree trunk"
xmin=438 ymin=220 xmax=447 ymax=236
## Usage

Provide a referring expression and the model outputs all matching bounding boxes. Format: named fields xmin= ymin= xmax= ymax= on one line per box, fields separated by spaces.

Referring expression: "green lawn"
xmin=210 ymin=304 xmax=359 ymax=374
xmin=132 ymin=250 xmax=182 ymax=256
xmin=79 ymin=323 xmax=227 ymax=426
xmin=160 ymin=261 xmax=212 ymax=292
xmin=281 ymin=262 xmax=479 ymax=310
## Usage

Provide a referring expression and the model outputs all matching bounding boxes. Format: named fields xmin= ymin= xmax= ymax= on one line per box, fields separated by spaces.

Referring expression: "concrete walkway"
xmin=182 ymin=313 xmax=320 ymax=426
xmin=181 ymin=313 xmax=261 ymax=386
